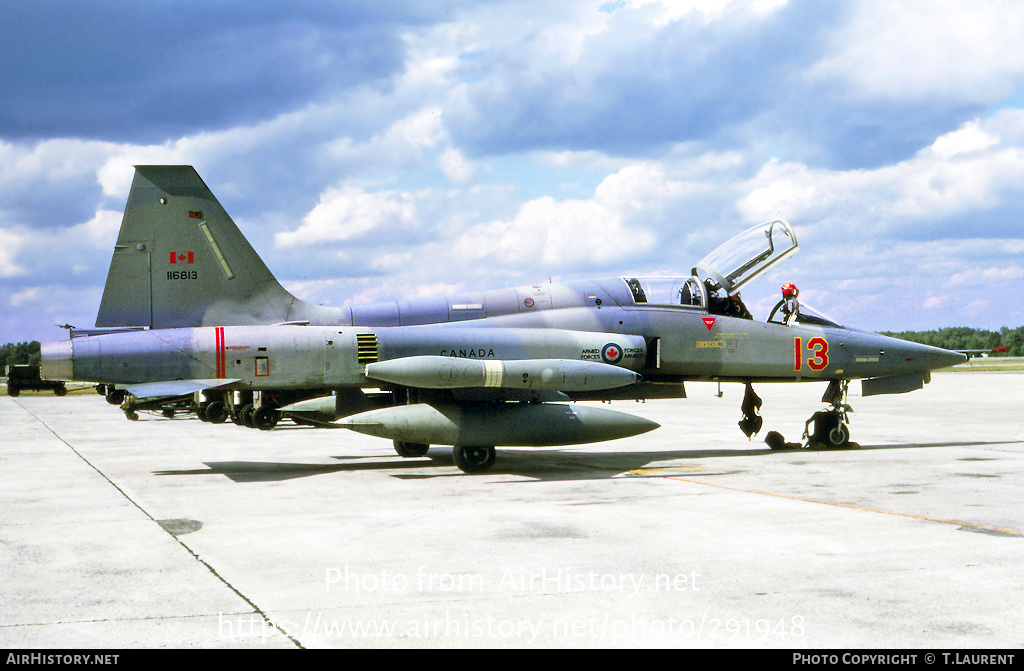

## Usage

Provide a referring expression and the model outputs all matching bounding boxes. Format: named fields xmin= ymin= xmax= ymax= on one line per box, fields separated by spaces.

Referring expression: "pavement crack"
xmin=16 ymin=402 xmax=305 ymax=648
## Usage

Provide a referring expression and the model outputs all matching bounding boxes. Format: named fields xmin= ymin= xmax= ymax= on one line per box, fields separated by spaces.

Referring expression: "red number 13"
xmin=794 ymin=336 xmax=829 ymax=371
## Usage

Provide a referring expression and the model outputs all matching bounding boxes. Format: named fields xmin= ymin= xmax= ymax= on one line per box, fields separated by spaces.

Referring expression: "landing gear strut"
xmin=803 ymin=379 xmax=855 ymax=448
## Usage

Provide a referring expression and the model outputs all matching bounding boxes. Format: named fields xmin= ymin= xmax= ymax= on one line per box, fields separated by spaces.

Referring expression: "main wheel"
xmin=253 ymin=405 xmax=280 ymax=430
xmin=453 ymin=445 xmax=496 ymax=473
xmin=232 ymin=403 xmax=251 ymax=425
xmin=205 ymin=401 xmax=229 ymax=424
xmin=394 ymin=440 xmax=430 ymax=458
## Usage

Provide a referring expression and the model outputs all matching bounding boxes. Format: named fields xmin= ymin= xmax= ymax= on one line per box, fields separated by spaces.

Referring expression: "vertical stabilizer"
xmin=96 ymin=166 xmax=345 ymax=328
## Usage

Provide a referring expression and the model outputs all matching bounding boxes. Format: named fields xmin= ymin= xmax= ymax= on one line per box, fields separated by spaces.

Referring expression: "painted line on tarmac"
xmin=629 ymin=468 xmax=1024 ymax=537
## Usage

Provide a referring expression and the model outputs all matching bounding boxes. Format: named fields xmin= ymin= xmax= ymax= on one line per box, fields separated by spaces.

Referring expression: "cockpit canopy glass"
xmin=693 ymin=220 xmax=798 ymax=296
xmin=767 ymin=300 xmax=843 ymax=328
xmin=624 ymin=277 xmax=706 ymax=309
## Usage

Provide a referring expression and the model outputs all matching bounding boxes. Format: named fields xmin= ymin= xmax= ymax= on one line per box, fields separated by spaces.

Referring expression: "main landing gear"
xmin=392 ymin=440 xmax=496 ymax=474
xmin=453 ymin=445 xmax=496 ymax=474
xmin=393 ymin=440 xmax=429 ymax=458
xmin=738 ymin=383 xmax=763 ymax=438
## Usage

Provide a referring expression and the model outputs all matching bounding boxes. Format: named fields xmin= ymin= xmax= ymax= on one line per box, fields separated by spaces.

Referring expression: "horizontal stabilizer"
xmin=121 ymin=378 xmax=240 ymax=399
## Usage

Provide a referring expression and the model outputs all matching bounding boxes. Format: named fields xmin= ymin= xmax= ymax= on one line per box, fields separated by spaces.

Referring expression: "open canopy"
xmin=693 ymin=220 xmax=798 ymax=296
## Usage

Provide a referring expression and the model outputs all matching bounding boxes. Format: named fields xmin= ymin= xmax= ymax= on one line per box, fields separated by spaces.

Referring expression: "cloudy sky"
xmin=3 ymin=0 xmax=1024 ymax=345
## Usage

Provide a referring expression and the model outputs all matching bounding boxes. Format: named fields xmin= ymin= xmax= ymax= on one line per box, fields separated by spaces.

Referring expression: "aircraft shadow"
xmin=151 ymin=439 xmax=1020 ymax=483
xmin=400 ymin=439 xmax=1023 ymax=482
xmin=153 ymin=455 xmax=450 ymax=483
xmin=852 ymin=440 xmax=1021 ymax=451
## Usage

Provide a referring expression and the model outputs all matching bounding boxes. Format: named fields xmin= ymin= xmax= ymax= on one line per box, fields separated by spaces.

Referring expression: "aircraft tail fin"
xmin=96 ymin=166 xmax=336 ymax=329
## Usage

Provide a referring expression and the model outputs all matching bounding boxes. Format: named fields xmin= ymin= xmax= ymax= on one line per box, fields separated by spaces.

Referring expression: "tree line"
xmin=1 ymin=341 xmax=42 ymax=370
xmin=880 ymin=326 xmax=1024 ymax=356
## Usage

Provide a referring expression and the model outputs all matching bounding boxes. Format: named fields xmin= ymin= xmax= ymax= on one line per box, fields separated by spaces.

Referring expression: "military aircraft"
xmin=40 ymin=166 xmax=966 ymax=472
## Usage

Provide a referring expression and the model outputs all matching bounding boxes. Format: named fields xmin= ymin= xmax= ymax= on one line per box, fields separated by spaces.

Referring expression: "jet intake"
xmin=364 ymin=356 xmax=640 ymax=392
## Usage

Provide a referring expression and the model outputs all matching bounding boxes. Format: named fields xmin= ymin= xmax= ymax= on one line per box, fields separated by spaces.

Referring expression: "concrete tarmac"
xmin=1 ymin=371 xmax=1022 ymax=649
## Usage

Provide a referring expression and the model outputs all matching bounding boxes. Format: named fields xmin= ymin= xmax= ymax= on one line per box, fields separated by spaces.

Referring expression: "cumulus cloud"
xmin=737 ymin=113 xmax=1024 ymax=237
xmin=69 ymin=210 xmax=123 ymax=246
xmin=809 ymin=0 xmax=1024 ymax=103
xmin=0 ymin=2 xmax=460 ymax=142
xmin=446 ymin=0 xmax=848 ymax=158
xmin=448 ymin=164 xmax=689 ymax=271
xmin=275 ymin=186 xmax=419 ymax=248
xmin=0 ymin=228 xmax=27 ymax=277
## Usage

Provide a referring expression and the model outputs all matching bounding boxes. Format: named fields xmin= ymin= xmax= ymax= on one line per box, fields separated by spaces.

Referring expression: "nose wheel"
xmin=803 ymin=380 xmax=856 ymax=449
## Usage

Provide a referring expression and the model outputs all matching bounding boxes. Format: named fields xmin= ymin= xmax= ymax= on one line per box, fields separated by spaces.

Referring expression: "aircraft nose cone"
xmin=931 ymin=348 xmax=967 ymax=370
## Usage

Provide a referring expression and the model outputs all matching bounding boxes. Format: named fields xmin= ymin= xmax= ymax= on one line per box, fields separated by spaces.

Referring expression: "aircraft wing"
xmin=120 ymin=378 xmax=241 ymax=400
xmin=958 ymin=347 xmax=1008 ymax=359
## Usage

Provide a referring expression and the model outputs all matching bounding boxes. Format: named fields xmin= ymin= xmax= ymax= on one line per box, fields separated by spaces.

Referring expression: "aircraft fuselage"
xmin=45 ymin=277 xmax=962 ymax=394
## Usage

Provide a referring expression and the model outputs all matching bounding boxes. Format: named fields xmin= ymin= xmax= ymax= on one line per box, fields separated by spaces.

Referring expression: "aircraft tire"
xmin=206 ymin=401 xmax=229 ymax=424
xmin=453 ymin=445 xmax=496 ymax=474
xmin=125 ymin=410 xmax=139 ymax=421
xmin=106 ymin=389 xmax=125 ymax=405
xmin=253 ymin=406 xmax=280 ymax=431
xmin=828 ymin=423 xmax=849 ymax=447
xmin=241 ymin=404 xmax=256 ymax=428
xmin=394 ymin=440 xmax=430 ymax=458
xmin=232 ymin=404 xmax=249 ymax=425
xmin=55 ymin=384 xmax=67 ymax=396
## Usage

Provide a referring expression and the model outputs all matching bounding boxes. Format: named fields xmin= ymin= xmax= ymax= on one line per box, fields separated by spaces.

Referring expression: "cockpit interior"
xmin=622 ymin=220 xmax=840 ymax=327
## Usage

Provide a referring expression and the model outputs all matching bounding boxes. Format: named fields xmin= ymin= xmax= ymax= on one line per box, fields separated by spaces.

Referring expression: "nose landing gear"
xmin=802 ymin=379 xmax=857 ymax=449
xmin=761 ymin=379 xmax=860 ymax=450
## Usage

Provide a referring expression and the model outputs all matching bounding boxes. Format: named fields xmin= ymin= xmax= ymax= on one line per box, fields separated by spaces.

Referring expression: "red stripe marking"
xmin=215 ymin=327 xmax=225 ymax=378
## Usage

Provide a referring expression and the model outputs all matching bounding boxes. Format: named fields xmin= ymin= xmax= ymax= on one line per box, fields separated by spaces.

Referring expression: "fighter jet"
xmin=41 ymin=166 xmax=966 ymax=472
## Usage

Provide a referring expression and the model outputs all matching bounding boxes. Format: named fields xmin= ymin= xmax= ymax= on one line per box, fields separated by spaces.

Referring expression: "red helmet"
xmin=782 ymin=282 xmax=799 ymax=299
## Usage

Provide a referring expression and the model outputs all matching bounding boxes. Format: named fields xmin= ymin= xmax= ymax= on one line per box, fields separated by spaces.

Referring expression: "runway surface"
xmin=2 ymin=371 xmax=1022 ymax=648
